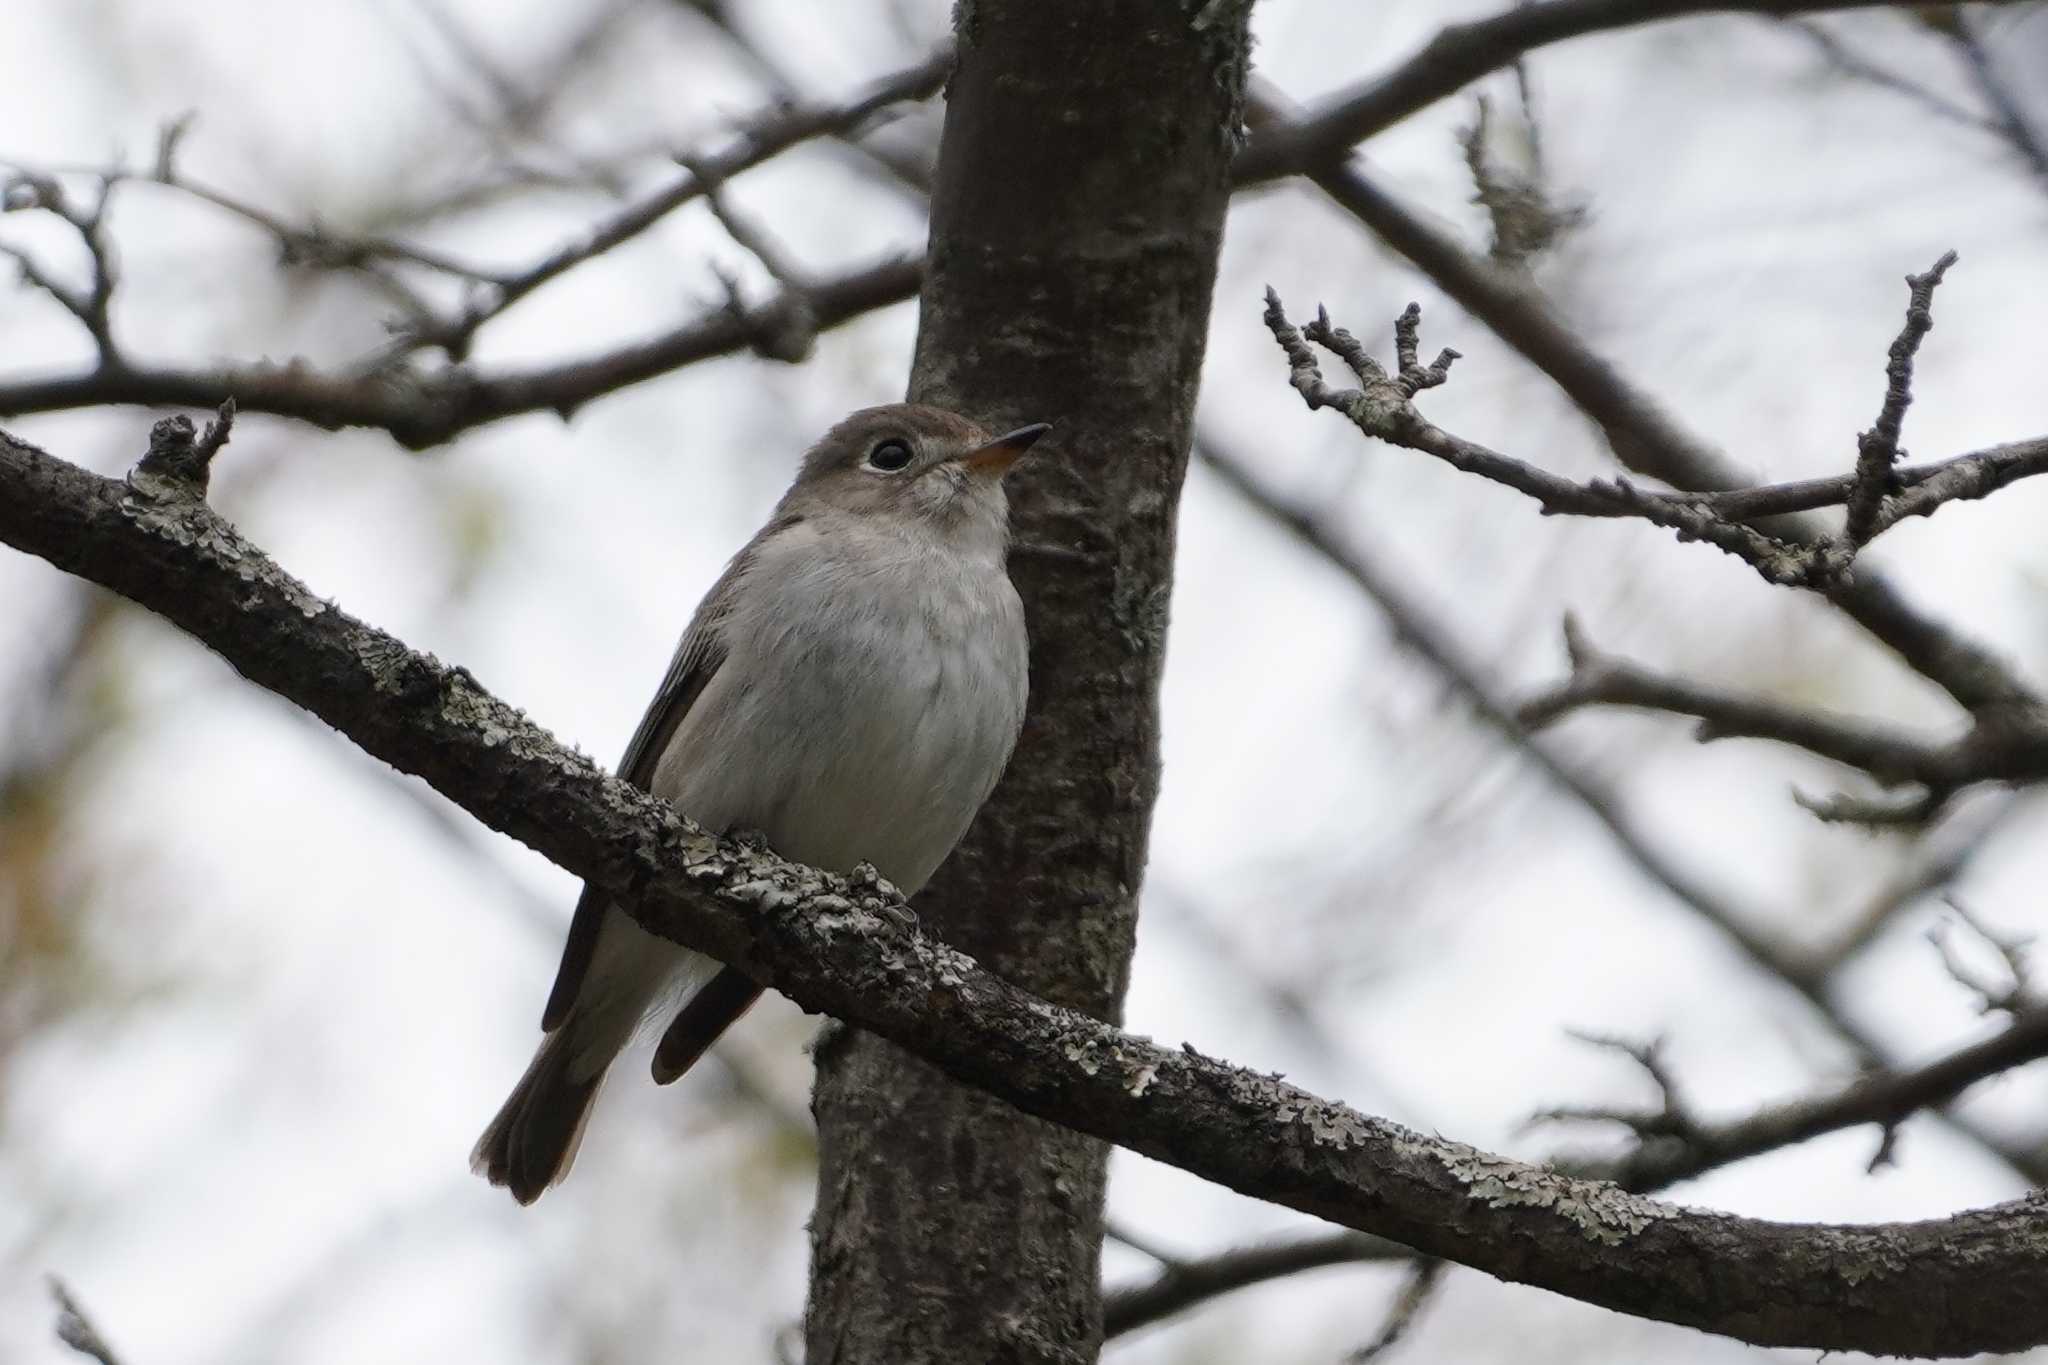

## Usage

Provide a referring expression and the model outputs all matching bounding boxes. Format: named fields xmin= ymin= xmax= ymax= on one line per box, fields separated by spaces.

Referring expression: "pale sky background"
xmin=4 ymin=2 xmax=2048 ymax=1362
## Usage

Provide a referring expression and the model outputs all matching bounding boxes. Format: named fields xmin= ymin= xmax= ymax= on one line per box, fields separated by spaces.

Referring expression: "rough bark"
xmin=8 ymin=424 xmax=2048 ymax=1358
xmin=801 ymin=6 xmax=1252 ymax=1362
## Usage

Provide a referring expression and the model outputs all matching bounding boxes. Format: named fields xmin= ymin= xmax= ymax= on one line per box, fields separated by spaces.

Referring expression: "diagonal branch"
xmin=1261 ymin=285 xmax=2048 ymax=596
xmin=8 ymin=420 xmax=2048 ymax=1356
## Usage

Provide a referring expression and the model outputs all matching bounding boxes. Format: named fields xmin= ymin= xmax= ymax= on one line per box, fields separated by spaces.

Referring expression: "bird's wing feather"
xmin=651 ymin=967 xmax=764 ymax=1083
xmin=538 ymin=516 xmax=798 ymax=1032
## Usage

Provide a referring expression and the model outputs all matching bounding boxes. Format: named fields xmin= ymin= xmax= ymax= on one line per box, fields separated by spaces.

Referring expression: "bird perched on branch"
xmin=473 ymin=404 xmax=1046 ymax=1203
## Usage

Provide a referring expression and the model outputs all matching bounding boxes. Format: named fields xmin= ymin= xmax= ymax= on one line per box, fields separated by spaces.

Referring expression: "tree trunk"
xmin=803 ymin=4 xmax=1252 ymax=1362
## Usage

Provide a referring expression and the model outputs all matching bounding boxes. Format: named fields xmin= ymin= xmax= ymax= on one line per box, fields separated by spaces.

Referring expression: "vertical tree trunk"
xmin=804 ymin=5 xmax=1252 ymax=1362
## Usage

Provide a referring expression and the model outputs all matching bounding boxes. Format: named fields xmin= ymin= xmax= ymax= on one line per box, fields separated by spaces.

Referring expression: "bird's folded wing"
xmin=538 ymin=516 xmax=802 ymax=1031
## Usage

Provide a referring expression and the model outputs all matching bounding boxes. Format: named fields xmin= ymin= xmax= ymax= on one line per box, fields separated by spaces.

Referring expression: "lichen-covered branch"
xmin=8 ymin=420 xmax=2048 ymax=1357
xmin=1118 ymin=997 xmax=2048 ymax=1335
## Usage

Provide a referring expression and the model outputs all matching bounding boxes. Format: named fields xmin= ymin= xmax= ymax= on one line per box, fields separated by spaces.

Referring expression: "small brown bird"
xmin=473 ymin=403 xmax=1046 ymax=1203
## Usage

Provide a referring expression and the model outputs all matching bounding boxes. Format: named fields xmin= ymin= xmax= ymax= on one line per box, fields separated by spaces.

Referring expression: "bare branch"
xmin=1260 ymin=288 xmax=2038 ymax=590
xmin=1343 ymin=1259 xmax=1444 ymax=1363
xmin=1 ymin=172 xmax=123 ymax=367
xmin=1104 ymin=1231 xmax=1410 ymax=1339
xmin=0 ymin=255 xmax=921 ymax=448
xmin=1794 ymin=785 xmax=1951 ymax=828
xmin=1282 ymin=152 xmax=2036 ymax=712
xmin=1817 ymin=793 xmax=2025 ymax=963
xmin=1533 ymin=1031 xmax=1696 ymax=1137
xmin=1516 ymin=617 xmax=1964 ymax=786
xmin=1930 ymin=897 xmax=2037 ymax=1015
xmin=688 ymin=159 xmax=819 ymax=364
xmin=1562 ymin=1003 xmax=2048 ymax=1188
xmin=1946 ymin=11 xmax=2048 ymax=194
xmin=1514 ymin=616 xmax=2048 ymax=823
xmin=1234 ymin=0 xmax=2038 ymax=184
xmin=1777 ymin=17 xmax=2000 ymax=132
xmin=1845 ymin=251 xmax=1956 ymax=547
xmin=49 ymin=1278 xmax=127 ymax=1365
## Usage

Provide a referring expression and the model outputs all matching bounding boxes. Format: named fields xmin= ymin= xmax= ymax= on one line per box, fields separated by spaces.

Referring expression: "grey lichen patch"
xmin=1831 ymin=1235 xmax=1915 ymax=1287
xmin=1062 ymin=1037 xmax=1106 ymax=1077
xmin=1052 ymin=1027 xmax=1169 ymax=1099
xmin=923 ymin=941 xmax=976 ymax=990
xmin=1428 ymin=1140 xmax=1676 ymax=1246
xmin=1271 ymin=1092 xmax=1377 ymax=1150
xmin=726 ymin=879 xmax=798 ymax=914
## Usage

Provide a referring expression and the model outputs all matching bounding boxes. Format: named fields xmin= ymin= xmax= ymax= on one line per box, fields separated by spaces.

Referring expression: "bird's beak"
xmin=957 ymin=422 xmax=1051 ymax=478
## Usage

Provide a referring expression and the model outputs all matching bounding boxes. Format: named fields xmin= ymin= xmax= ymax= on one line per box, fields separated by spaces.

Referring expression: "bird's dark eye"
xmin=865 ymin=438 xmax=914 ymax=473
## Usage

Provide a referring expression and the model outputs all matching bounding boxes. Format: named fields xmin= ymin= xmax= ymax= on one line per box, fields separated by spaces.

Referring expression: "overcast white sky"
xmin=4 ymin=2 xmax=2048 ymax=1362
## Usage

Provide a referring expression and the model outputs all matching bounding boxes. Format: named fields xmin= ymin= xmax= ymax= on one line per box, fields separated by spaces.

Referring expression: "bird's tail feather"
xmin=471 ymin=1026 xmax=606 ymax=1205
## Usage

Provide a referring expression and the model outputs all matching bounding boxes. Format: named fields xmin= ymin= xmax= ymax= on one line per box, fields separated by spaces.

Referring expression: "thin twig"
xmin=1845 ymin=251 xmax=1956 ymax=547
xmin=1103 ymin=1231 xmax=1410 ymax=1338
xmin=1516 ymin=616 xmax=1968 ymax=789
xmin=1947 ymin=12 xmax=2048 ymax=195
xmin=1929 ymin=896 xmax=2036 ymax=1015
xmin=1515 ymin=616 xmax=2048 ymax=825
xmin=49 ymin=1278 xmax=126 ymax=1365
xmin=1343 ymin=1259 xmax=1444 ymax=1363
xmin=1566 ymin=1002 xmax=2048 ymax=1185
xmin=1816 ymin=793 xmax=2025 ymax=963
xmin=1 ymin=172 xmax=124 ymax=367
xmin=1778 ymin=17 xmax=1999 ymax=132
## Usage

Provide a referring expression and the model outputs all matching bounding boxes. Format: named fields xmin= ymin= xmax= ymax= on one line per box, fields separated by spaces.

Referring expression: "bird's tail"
xmin=471 ymin=1023 xmax=609 ymax=1205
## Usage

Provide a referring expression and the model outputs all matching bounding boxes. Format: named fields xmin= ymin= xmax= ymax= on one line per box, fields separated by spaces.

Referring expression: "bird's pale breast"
xmin=650 ymin=521 xmax=1027 ymax=895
